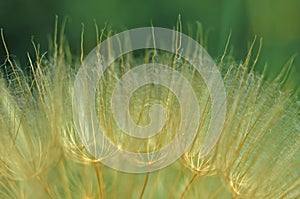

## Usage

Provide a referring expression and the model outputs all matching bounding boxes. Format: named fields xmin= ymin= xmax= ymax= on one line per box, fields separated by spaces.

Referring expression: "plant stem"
xmin=139 ymin=172 xmax=150 ymax=199
xmin=179 ymin=173 xmax=198 ymax=199
xmin=95 ymin=164 xmax=105 ymax=199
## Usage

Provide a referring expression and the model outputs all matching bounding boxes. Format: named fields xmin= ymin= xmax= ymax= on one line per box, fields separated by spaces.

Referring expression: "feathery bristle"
xmin=0 ymin=20 xmax=299 ymax=199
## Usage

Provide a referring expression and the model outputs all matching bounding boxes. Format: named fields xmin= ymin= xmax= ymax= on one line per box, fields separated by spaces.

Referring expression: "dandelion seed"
xmin=0 ymin=20 xmax=299 ymax=199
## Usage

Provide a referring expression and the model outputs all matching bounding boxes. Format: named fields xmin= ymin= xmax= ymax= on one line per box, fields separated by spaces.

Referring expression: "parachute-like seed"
xmin=0 ymin=19 xmax=299 ymax=199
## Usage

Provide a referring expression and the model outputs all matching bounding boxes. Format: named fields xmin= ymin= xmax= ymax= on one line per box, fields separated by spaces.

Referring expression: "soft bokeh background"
xmin=0 ymin=0 xmax=299 ymax=89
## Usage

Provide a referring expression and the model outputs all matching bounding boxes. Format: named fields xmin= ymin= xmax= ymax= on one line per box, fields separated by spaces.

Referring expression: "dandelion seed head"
xmin=0 ymin=21 xmax=299 ymax=198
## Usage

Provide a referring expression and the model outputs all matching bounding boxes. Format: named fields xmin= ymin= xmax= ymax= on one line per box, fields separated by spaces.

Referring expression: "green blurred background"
xmin=0 ymin=0 xmax=299 ymax=89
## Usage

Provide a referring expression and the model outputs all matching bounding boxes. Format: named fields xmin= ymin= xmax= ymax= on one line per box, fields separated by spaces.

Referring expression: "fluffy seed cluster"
xmin=0 ymin=22 xmax=299 ymax=199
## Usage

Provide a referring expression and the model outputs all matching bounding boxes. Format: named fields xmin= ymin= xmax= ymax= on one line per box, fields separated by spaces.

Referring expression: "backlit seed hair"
xmin=0 ymin=18 xmax=299 ymax=199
